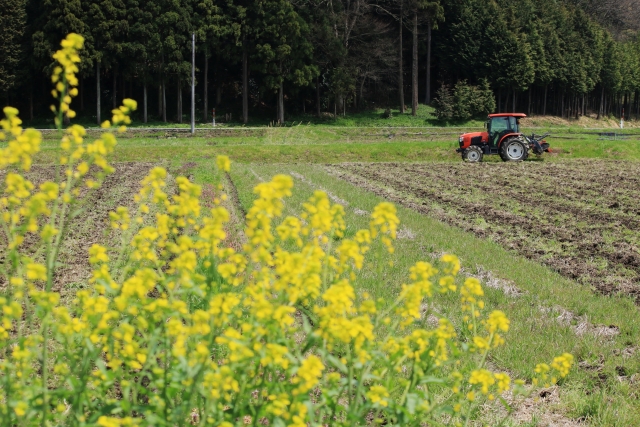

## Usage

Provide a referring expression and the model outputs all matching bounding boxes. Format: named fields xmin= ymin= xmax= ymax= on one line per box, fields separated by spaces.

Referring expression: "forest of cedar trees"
xmin=1 ymin=0 xmax=639 ymax=124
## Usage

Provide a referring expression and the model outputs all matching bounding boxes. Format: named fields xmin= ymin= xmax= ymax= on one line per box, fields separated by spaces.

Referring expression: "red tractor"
xmin=456 ymin=113 xmax=550 ymax=162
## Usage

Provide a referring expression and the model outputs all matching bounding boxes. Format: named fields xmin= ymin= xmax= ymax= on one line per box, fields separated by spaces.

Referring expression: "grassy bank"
xmin=24 ymin=124 xmax=640 ymax=166
xmin=23 ymin=103 xmax=640 ymax=130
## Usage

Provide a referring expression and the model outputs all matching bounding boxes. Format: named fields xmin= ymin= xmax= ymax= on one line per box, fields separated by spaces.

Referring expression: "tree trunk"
xmin=359 ymin=76 xmax=366 ymax=110
xmin=158 ymin=85 xmax=162 ymax=118
xmin=96 ymin=62 xmax=101 ymax=125
xmin=277 ymin=80 xmax=284 ymax=123
xmin=242 ymin=40 xmax=249 ymax=124
xmin=216 ymin=87 xmax=221 ymax=106
xmin=120 ymin=75 xmax=125 ymax=105
xmin=162 ymin=79 xmax=167 ymax=122
xmin=425 ymin=21 xmax=432 ymax=104
xmin=570 ymin=94 xmax=573 ymax=118
xmin=143 ymin=84 xmax=148 ymax=123
xmin=177 ymin=78 xmax=182 ymax=123
xmin=497 ymin=88 xmax=501 ymax=112
xmin=204 ymin=51 xmax=209 ymax=122
xmin=411 ymin=11 xmax=418 ymax=116
xmin=528 ymin=87 xmax=532 ymax=115
xmin=576 ymin=95 xmax=579 ymax=119
xmin=80 ymin=76 xmax=84 ymax=111
xmin=112 ymin=68 xmax=117 ymax=109
xmin=316 ymin=75 xmax=321 ymax=117
xmin=29 ymin=86 xmax=33 ymax=121
xmin=598 ymin=86 xmax=603 ymax=119
xmin=512 ymin=90 xmax=516 ymax=113
xmin=398 ymin=0 xmax=404 ymax=114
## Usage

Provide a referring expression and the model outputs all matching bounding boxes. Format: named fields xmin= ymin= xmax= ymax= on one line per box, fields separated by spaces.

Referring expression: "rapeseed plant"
xmin=0 ymin=34 xmax=574 ymax=427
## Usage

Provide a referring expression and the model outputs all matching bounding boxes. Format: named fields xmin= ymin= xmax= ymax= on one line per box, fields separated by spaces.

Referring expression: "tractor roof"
xmin=488 ymin=113 xmax=527 ymax=118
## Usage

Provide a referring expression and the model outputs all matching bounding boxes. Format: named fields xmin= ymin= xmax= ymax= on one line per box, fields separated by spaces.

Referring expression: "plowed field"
xmin=0 ymin=163 xmax=159 ymax=292
xmin=327 ymin=161 xmax=640 ymax=302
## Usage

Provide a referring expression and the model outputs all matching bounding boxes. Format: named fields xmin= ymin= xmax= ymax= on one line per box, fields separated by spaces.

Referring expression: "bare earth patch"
xmin=507 ymin=387 xmax=584 ymax=427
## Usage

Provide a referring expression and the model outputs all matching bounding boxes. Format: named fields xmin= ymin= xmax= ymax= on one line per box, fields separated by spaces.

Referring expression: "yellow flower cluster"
xmin=461 ymin=277 xmax=484 ymax=319
xmin=396 ymin=261 xmax=436 ymax=326
xmin=51 ymin=33 xmax=83 ymax=125
xmin=370 ymin=202 xmax=399 ymax=253
xmin=0 ymin=107 xmax=41 ymax=171
xmin=292 ymin=355 xmax=324 ymax=395
xmin=467 ymin=369 xmax=511 ymax=401
xmin=533 ymin=353 xmax=574 ymax=387
xmin=102 ymin=99 xmax=137 ymax=133
xmin=217 ymin=155 xmax=231 ymax=172
xmin=366 ymin=385 xmax=390 ymax=407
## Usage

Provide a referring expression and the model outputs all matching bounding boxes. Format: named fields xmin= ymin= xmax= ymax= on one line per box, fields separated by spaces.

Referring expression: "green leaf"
xmin=326 ymin=354 xmax=349 ymax=374
xmin=405 ymin=393 xmax=419 ymax=415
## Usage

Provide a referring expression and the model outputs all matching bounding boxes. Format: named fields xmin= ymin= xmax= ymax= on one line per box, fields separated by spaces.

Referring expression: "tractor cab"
xmin=487 ymin=114 xmax=522 ymax=147
xmin=456 ymin=113 xmax=549 ymax=163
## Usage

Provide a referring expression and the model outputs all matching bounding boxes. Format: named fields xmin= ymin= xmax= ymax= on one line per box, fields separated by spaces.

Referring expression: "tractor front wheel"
xmin=500 ymin=138 xmax=528 ymax=162
xmin=462 ymin=146 xmax=483 ymax=163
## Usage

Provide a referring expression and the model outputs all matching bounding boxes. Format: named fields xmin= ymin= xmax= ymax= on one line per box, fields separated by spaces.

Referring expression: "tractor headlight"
xmin=459 ymin=136 xmax=464 ymax=143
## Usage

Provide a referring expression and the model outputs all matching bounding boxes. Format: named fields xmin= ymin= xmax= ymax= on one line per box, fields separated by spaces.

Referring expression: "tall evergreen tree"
xmin=155 ymin=0 xmax=193 ymax=123
xmin=194 ymin=0 xmax=227 ymax=122
xmin=4 ymin=0 xmax=640 ymax=122
xmin=0 ymin=0 xmax=27 ymax=100
xmin=253 ymin=0 xmax=316 ymax=123
xmin=422 ymin=0 xmax=443 ymax=104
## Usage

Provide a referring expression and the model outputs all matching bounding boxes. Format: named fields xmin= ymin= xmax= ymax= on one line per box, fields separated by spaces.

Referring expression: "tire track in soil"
xmin=326 ymin=162 xmax=640 ymax=303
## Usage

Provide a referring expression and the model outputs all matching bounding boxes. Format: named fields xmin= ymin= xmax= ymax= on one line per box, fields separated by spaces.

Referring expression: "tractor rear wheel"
xmin=462 ymin=146 xmax=483 ymax=163
xmin=500 ymin=138 xmax=528 ymax=162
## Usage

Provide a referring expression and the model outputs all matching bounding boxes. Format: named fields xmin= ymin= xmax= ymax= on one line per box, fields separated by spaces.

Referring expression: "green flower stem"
xmin=45 ymin=168 xmax=74 ymax=292
xmin=41 ymin=322 xmax=48 ymax=427
xmin=349 ymin=360 xmax=373 ymax=418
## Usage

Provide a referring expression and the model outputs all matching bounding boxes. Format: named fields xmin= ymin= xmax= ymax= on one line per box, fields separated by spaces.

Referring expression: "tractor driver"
xmin=490 ymin=116 xmax=509 ymax=146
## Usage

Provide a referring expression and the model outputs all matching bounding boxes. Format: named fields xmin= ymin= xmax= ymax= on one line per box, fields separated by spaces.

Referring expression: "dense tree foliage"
xmin=1 ymin=0 xmax=640 ymax=123
xmin=0 ymin=0 xmax=27 ymax=96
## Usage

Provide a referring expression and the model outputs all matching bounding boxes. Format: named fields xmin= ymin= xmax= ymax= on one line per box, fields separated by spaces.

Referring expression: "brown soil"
xmin=0 ymin=163 xmax=158 ymax=295
xmin=327 ymin=160 xmax=640 ymax=303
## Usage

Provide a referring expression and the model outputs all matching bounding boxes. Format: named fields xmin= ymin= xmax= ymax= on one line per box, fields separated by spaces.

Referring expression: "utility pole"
xmin=191 ymin=32 xmax=195 ymax=134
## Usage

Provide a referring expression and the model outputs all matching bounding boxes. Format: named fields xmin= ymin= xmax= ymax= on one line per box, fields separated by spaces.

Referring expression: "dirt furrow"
xmin=327 ymin=162 xmax=640 ymax=302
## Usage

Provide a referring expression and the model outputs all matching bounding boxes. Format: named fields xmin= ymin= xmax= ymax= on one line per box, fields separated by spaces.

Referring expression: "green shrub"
xmin=432 ymin=84 xmax=455 ymax=120
xmin=434 ymin=80 xmax=496 ymax=121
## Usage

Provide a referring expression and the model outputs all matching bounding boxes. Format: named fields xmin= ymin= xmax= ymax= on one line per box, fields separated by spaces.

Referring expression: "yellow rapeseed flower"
xmin=216 ymin=155 xmax=231 ymax=172
xmin=292 ymin=355 xmax=324 ymax=395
